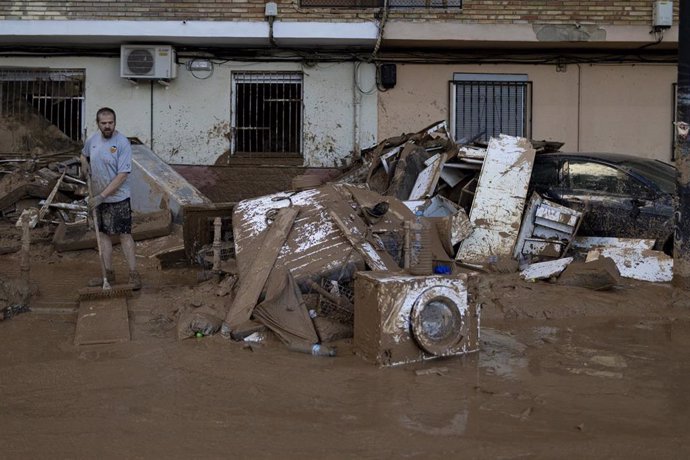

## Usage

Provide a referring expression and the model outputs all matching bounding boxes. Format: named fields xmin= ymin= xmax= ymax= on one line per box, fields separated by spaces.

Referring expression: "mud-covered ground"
xmin=1 ymin=227 xmax=689 ymax=458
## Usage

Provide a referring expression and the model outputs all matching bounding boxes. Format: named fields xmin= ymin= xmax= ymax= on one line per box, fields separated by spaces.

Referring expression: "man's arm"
xmin=79 ymin=154 xmax=90 ymax=179
xmin=98 ymin=172 xmax=129 ymax=199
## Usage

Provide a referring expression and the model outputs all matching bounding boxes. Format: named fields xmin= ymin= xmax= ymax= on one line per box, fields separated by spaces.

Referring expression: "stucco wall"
xmin=0 ymin=56 xmax=376 ymax=167
xmin=378 ymin=63 xmax=677 ymax=162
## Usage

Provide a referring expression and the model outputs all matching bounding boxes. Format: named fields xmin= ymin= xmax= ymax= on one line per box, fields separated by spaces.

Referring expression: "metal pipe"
xmin=352 ymin=62 xmax=361 ymax=160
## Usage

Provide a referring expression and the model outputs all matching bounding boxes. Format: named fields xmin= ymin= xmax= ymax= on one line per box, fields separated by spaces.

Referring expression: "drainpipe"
xmin=150 ymin=80 xmax=154 ymax=151
xmin=673 ymin=0 xmax=690 ymax=288
xmin=353 ymin=62 xmax=361 ymax=160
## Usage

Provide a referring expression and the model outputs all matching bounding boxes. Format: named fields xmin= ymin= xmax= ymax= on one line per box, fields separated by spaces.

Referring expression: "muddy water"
xmin=1 ymin=312 xmax=689 ymax=457
xmin=1 ymin=234 xmax=690 ymax=456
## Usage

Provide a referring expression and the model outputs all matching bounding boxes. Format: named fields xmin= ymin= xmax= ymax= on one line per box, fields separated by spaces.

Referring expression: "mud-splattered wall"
xmin=378 ymin=63 xmax=677 ymax=162
xmin=0 ymin=56 xmax=377 ymax=167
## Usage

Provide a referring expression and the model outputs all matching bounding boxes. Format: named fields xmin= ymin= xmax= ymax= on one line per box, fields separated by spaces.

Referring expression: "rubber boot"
xmin=129 ymin=271 xmax=142 ymax=291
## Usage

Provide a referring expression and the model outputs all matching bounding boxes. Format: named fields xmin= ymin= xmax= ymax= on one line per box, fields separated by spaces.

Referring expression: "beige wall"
xmin=378 ymin=63 xmax=677 ymax=162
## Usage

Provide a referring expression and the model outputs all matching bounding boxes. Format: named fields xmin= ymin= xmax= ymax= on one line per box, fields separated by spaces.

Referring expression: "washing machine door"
xmin=410 ymin=285 xmax=468 ymax=356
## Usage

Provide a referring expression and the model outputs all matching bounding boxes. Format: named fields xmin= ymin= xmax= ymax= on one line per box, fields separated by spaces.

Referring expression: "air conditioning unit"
xmin=120 ymin=45 xmax=177 ymax=80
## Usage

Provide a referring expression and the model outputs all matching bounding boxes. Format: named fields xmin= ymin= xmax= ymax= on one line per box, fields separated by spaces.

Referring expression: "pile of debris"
xmin=191 ymin=121 xmax=674 ymax=366
xmin=0 ymin=155 xmax=90 ymax=251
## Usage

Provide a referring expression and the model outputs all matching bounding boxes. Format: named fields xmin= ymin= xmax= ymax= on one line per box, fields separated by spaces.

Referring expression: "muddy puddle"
xmin=1 ymin=233 xmax=690 ymax=456
xmin=2 ymin=311 xmax=689 ymax=457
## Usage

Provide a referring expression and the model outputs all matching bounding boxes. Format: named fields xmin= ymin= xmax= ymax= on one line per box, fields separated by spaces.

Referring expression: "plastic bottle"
xmin=410 ymin=211 xmax=433 ymax=276
xmin=311 ymin=344 xmax=337 ymax=357
xmin=288 ymin=342 xmax=337 ymax=357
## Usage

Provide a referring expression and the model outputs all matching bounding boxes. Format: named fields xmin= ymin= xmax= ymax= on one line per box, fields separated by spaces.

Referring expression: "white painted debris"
xmin=244 ymin=332 xmax=267 ymax=343
xmin=514 ymin=193 xmax=582 ymax=260
xmin=586 ymin=248 xmax=672 ymax=282
xmin=571 ymin=237 xmax=655 ymax=251
xmin=408 ymin=153 xmax=446 ymax=200
xmin=424 ymin=120 xmax=449 ymax=137
xmin=404 ymin=195 xmax=461 ymax=218
xmin=520 ymin=257 xmax=574 ymax=281
xmin=518 ymin=238 xmax=565 ymax=257
xmin=15 ymin=208 xmax=39 ymax=228
xmin=424 ymin=153 xmax=441 ymax=167
xmin=457 ymin=146 xmax=487 ymax=159
xmin=380 ymin=145 xmax=404 ymax=175
xmin=456 ymin=135 xmax=536 ymax=264
xmin=533 ymin=202 xmax=580 ymax=237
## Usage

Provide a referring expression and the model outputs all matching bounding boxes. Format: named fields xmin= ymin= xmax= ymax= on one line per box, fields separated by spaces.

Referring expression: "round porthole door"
xmin=410 ymin=286 xmax=468 ymax=356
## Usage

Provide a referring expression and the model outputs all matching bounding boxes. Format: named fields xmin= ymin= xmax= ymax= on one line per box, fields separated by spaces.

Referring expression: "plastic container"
xmin=409 ymin=212 xmax=433 ymax=276
xmin=287 ymin=342 xmax=337 ymax=357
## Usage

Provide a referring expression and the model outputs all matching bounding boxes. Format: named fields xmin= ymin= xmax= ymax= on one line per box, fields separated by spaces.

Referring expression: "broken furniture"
xmin=514 ymin=192 xmax=582 ymax=263
xmin=456 ymin=135 xmax=536 ymax=265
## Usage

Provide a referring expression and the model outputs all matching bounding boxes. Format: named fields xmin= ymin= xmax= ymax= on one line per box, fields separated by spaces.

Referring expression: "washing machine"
xmin=353 ymin=272 xmax=480 ymax=366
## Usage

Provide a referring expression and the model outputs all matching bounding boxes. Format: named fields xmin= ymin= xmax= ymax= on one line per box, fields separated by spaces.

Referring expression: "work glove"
xmin=87 ymin=194 xmax=104 ymax=212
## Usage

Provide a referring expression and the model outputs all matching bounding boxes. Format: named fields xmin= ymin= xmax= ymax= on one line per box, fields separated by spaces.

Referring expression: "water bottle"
xmin=311 ymin=344 xmax=337 ymax=357
xmin=288 ymin=342 xmax=337 ymax=357
xmin=410 ymin=211 xmax=433 ymax=276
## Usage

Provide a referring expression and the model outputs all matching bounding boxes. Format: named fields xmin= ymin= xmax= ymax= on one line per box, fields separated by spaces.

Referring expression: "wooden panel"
xmin=74 ymin=297 xmax=130 ymax=345
xmin=456 ymin=135 xmax=535 ymax=264
xmin=224 ymin=206 xmax=299 ymax=329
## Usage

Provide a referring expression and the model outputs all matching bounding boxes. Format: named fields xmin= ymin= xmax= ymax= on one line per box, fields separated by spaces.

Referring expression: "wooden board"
xmin=53 ymin=209 xmax=173 ymax=252
xmin=224 ymin=206 xmax=300 ymax=329
xmin=325 ymin=198 xmax=401 ymax=272
xmin=74 ymin=297 xmax=130 ymax=345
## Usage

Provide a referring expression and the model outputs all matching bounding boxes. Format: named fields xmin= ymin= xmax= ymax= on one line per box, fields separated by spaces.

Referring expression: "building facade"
xmin=0 ymin=1 xmax=680 ymax=165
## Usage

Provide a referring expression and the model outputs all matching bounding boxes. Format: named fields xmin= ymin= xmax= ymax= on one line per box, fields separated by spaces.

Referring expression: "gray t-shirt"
xmin=82 ymin=131 xmax=132 ymax=203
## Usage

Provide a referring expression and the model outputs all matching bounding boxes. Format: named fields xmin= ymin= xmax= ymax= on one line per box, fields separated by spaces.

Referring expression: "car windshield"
xmin=620 ymin=159 xmax=677 ymax=195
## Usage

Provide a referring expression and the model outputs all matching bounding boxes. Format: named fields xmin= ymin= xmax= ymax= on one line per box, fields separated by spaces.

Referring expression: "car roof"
xmin=536 ymin=151 xmax=667 ymax=165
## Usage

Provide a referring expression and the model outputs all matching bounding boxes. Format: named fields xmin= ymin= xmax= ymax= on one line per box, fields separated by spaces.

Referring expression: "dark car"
xmin=529 ymin=152 xmax=677 ymax=254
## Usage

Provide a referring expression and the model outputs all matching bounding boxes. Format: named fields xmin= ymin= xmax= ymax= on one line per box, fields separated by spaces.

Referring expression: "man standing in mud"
xmin=80 ymin=107 xmax=142 ymax=290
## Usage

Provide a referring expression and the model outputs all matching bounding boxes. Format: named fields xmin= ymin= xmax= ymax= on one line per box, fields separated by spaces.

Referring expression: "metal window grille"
xmin=450 ymin=80 xmax=532 ymax=144
xmin=231 ymin=72 xmax=303 ymax=156
xmin=0 ymin=68 xmax=85 ymax=142
xmin=301 ymin=0 xmax=461 ymax=7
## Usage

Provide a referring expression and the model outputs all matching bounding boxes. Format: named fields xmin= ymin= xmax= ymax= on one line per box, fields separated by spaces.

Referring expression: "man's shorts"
xmin=97 ymin=198 xmax=132 ymax=235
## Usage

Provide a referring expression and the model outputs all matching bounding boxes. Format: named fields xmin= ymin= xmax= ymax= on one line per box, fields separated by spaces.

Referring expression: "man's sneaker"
xmin=129 ymin=271 xmax=142 ymax=291
xmin=88 ymin=269 xmax=115 ymax=287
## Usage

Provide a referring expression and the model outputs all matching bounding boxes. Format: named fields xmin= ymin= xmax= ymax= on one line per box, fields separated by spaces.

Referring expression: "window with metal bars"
xmin=0 ymin=68 xmax=85 ymax=142
xmin=231 ymin=72 xmax=303 ymax=156
xmin=301 ymin=0 xmax=460 ymax=7
xmin=450 ymin=74 xmax=532 ymax=144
